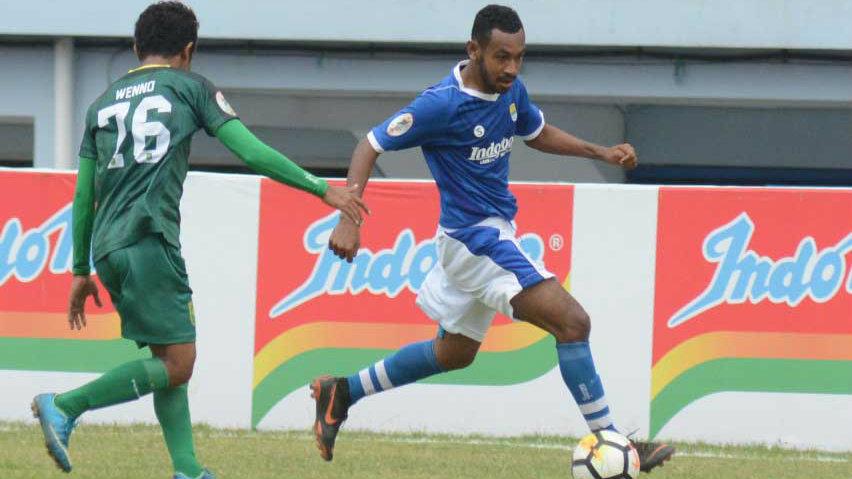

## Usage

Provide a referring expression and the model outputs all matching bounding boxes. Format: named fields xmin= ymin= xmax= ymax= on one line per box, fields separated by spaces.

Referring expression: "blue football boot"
xmin=31 ymin=393 xmax=76 ymax=473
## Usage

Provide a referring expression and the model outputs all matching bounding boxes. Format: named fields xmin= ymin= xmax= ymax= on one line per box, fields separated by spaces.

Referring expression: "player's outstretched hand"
xmin=329 ymin=219 xmax=361 ymax=263
xmin=601 ymin=143 xmax=638 ymax=169
xmin=323 ymin=184 xmax=370 ymax=226
xmin=68 ymin=275 xmax=102 ymax=330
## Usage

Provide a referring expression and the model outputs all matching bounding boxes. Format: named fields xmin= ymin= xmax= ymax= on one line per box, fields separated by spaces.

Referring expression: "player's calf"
xmin=511 ymin=281 xmax=618 ymax=431
xmin=434 ymin=331 xmax=480 ymax=371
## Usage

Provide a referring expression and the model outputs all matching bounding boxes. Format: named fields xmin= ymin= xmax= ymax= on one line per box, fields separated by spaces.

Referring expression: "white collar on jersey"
xmin=453 ymin=60 xmax=501 ymax=102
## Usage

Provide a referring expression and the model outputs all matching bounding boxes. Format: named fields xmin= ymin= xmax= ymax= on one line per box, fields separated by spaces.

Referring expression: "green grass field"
xmin=1 ymin=421 xmax=850 ymax=478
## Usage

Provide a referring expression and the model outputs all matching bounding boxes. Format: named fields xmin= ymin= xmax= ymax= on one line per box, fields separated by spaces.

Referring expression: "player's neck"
xmin=138 ymin=55 xmax=189 ymax=71
xmin=460 ymin=61 xmax=496 ymax=95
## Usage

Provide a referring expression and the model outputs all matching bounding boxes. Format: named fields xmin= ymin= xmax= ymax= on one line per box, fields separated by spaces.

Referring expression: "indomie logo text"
xmin=0 ymin=204 xmax=74 ymax=286
xmin=468 ymin=137 xmax=513 ymax=164
xmin=669 ymin=213 xmax=852 ymax=328
xmin=269 ymin=212 xmax=544 ymax=318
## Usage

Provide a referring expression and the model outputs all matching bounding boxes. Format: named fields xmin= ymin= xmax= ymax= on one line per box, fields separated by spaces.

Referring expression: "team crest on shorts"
xmin=509 ymin=103 xmax=518 ymax=122
xmin=387 ymin=113 xmax=414 ymax=137
xmin=216 ymin=91 xmax=237 ymax=116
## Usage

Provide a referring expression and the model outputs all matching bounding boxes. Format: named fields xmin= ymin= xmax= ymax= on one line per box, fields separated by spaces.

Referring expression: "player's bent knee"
xmin=168 ymin=365 xmax=193 ymax=386
xmin=163 ymin=357 xmax=195 ymax=386
xmin=552 ymin=309 xmax=591 ymax=343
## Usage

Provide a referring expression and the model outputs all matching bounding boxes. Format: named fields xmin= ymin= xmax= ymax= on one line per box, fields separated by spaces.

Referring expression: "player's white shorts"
xmin=415 ymin=217 xmax=554 ymax=342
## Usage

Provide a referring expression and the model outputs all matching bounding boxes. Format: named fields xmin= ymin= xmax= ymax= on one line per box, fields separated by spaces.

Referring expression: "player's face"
xmin=475 ymin=29 xmax=526 ymax=94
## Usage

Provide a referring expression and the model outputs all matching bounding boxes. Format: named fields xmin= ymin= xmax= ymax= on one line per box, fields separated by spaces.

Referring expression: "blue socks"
xmin=344 ymin=338 xmax=617 ymax=434
xmin=557 ymin=341 xmax=617 ymax=432
xmin=347 ymin=339 xmax=445 ymax=404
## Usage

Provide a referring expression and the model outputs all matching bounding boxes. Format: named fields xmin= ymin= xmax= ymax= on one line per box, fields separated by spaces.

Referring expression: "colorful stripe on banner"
xmin=650 ymin=333 xmax=852 ymax=437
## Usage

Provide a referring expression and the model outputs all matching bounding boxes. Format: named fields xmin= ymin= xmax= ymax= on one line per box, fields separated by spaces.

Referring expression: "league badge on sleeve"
xmin=387 ymin=113 xmax=414 ymax=137
xmin=509 ymin=103 xmax=518 ymax=122
xmin=216 ymin=91 xmax=237 ymax=116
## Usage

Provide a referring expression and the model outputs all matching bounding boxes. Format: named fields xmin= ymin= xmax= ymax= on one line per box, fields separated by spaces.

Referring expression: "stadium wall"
xmin=1 ymin=169 xmax=851 ymax=451
xmin=2 ymin=1 xmax=851 ymax=49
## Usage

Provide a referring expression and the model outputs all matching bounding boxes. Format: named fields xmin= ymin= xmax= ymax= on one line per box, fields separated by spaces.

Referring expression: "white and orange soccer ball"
xmin=572 ymin=430 xmax=640 ymax=479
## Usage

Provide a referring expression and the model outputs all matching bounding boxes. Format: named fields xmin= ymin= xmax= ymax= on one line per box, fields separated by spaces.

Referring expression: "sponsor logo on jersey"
xmin=473 ymin=125 xmax=485 ymax=138
xmin=216 ymin=91 xmax=237 ymax=116
xmin=387 ymin=113 xmax=413 ymax=137
xmin=509 ymin=103 xmax=518 ymax=122
xmin=468 ymin=137 xmax=514 ymax=164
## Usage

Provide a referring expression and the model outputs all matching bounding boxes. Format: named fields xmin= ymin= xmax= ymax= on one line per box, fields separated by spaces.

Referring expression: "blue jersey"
xmin=368 ymin=60 xmax=545 ymax=229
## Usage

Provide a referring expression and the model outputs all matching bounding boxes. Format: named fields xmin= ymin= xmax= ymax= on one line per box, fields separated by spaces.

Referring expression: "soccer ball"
xmin=572 ymin=430 xmax=640 ymax=479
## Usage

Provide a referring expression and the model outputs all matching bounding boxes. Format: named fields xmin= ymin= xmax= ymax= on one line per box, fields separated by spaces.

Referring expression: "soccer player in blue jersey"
xmin=312 ymin=4 xmax=674 ymax=472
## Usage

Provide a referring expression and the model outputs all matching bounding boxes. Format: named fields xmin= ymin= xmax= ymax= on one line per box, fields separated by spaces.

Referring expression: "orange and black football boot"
xmin=632 ymin=439 xmax=676 ymax=472
xmin=310 ymin=376 xmax=351 ymax=461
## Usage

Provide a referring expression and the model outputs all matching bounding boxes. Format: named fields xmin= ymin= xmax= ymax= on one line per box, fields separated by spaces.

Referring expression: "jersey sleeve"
xmin=367 ymin=89 xmax=449 ymax=153
xmin=514 ymin=79 xmax=545 ymax=141
xmin=187 ymin=75 xmax=240 ymax=136
xmin=77 ymin=104 xmax=98 ymax=160
xmin=72 ymin=157 xmax=97 ymax=275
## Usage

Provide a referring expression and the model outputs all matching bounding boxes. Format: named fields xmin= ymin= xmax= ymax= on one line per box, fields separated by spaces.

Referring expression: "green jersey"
xmin=78 ymin=65 xmax=238 ymax=260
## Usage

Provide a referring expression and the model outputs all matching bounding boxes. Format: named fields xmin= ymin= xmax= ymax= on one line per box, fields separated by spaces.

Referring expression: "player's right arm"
xmin=329 ymin=89 xmax=449 ymax=262
xmin=328 ymin=139 xmax=380 ymax=261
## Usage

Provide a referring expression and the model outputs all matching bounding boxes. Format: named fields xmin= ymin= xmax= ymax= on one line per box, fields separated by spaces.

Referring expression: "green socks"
xmin=154 ymin=384 xmax=203 ymax=478
xmin=54 ymin=357 xmax=169 ymax=419
xmin=54 ymin=358 xmax=203 ymax=476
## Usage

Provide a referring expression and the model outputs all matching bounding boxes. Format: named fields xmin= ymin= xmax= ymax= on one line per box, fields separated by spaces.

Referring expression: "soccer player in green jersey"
xmin=30 ymin=3 xmax=368 ymax=478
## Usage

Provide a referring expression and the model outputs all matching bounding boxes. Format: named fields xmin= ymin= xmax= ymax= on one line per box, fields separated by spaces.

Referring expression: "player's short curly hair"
xmin=134 ymin=1 xmax=199 ymax=60
xmin=471 ymin=4 xmax=523 ymax=46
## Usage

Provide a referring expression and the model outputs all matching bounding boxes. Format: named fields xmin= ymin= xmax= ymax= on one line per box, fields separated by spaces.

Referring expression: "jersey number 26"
xmin=97 ymin=95 xmax=172 ymax=169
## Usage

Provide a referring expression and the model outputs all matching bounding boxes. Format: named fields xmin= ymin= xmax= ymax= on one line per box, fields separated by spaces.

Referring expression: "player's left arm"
xmin=525 ymin=125 xmax=638 ymax=169
xmin=215 ymin=120 xmax=368 ymax=226
xmin=187 ymin=76 xmax=366 ymax=224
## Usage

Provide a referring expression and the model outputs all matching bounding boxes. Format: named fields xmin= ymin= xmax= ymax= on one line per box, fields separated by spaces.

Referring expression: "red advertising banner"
xmin=651 ymin=187 xmax=852 ymax=436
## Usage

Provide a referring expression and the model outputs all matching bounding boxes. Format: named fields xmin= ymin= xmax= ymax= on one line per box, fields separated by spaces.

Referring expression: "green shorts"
xmin=95 ymin=234 xmax=196 ymax=347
